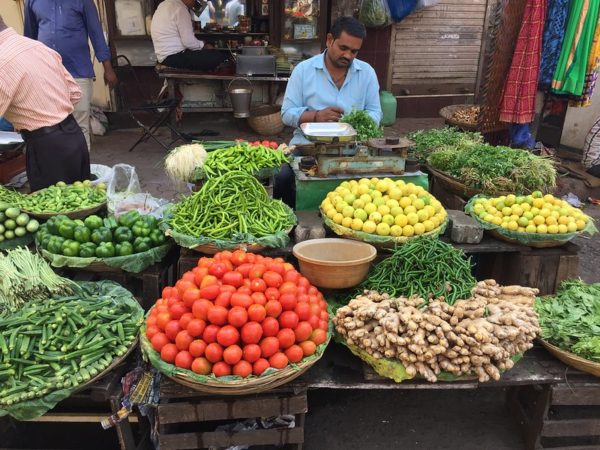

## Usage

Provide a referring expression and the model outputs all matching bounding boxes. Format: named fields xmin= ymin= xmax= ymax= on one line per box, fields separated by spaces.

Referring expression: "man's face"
xmin=326 ymin=31 xmax=363 ymax=68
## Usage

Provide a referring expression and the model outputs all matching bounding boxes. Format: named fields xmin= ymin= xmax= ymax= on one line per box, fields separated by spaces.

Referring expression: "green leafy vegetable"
xmin=407 ymin=127 xmax=483 ymax=163
xmin=340 ymin=109 xmax=383 ymax=141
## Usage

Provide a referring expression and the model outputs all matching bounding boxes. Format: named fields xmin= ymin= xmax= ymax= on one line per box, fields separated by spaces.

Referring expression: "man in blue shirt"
xmin=275 ymin=16 xmax=382 ymax=205
xmin=24 ymin=0 xmax=118 ymax=151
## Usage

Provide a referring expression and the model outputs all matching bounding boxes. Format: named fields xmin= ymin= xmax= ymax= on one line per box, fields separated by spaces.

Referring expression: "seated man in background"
xmin=275 ymin=16 xmax=382 ymax=206
xmin=151 ymin=0 xmax=228 ymax=71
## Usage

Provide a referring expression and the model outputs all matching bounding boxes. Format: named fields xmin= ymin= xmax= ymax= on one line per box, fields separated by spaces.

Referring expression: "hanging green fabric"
xmin=552 ymin=0 xmax=600 ymax=96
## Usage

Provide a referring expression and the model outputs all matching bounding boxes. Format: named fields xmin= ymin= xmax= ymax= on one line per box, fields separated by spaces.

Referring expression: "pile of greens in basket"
xmin=536 ymin=280 xmax=600 ymax=362
xmin=407 ymin=127 xmax=483 ymax=163
xmin=340 ymin=109 xmax=383 ymax=141
xmin=427 ymin=143 xmax=556 ymax=195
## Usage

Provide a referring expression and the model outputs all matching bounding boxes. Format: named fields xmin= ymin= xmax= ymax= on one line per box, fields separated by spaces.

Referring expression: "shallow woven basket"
xmin=487 ymin=229 xmax=570 ymax=248
xmin=192 ymin=241 xmax=269 ymax=255
xmin=539 ymin=339 xmax=600 ymax=377
xmin=427 ymin=166 xmax=513 ymax=199
xmin=439 ymin=104 xmax=479 ymax=131
xmin=23 ymin=201 xmax=106 ymax=220
xmin=247 ymin=105 xmax=284 ymax=136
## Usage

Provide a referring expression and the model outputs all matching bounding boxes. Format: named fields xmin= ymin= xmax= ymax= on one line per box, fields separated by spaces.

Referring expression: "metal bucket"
xmin=228 ymin=78 xmax=253 ymax=118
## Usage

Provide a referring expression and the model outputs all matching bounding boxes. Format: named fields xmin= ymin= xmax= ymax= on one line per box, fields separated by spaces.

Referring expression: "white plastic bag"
xmin=90 ymin=164 xmax=113 ymax=186
xmin=90 ymin=105 xmax=109 ymax=136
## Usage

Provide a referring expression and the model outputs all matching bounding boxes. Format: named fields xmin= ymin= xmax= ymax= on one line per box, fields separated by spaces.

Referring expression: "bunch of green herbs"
xmin=340 ymin=109 xmax=383 ymax=141
xmin=407 ymin=127 xmax=483 ymax=163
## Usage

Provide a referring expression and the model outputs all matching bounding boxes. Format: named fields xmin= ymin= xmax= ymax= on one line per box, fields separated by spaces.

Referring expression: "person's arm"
xmin=176 ymin=5 xmax=204 ymax=50
xmin=59 ymin=58 xmax=82 ymax=105
xmin=364 ymin=67 xmax=383 ymax=125
xmin=281 ymin=67 xmax=308 ymax=127
xmin=0 ymin=80 xmax=15 ymax=118
xmin=82 ymin=0 xmax=118 ymax=87
xmin=23 ymin=0 xmax=39 ymax=40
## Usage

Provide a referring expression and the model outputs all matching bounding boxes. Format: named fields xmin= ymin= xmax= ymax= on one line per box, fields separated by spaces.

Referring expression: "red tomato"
xmin=248 ymin=304 xmax=266 ymax=322
xmin=212 ymin=361 xmax=232 ymax=377
xmin=192 ymin=299 xmax=213 ymax=321
xmin=269 ymin=141 xmax=278 ymax=149
xmin=179 ymin=312 xmax=194 ymax=330
xmin=166 ymin=298 xmax=179 ymax=308
xmin=217 ymin=325 xmax=240 ymax=347
xmin=193 ymin=267 xmax=209 ymax=286
xmin=161 ymin=343 xmax=178 ymax=363
xmin=215 ymin=291 xmax=232 ymax=308
xmin=162 ymin=286 xmax=178 ymax=299
xmin=146 ymin=325 xmax=160 ymax=339
xmin=311 ymin=329 xmax=327 ymax=345
xmin=146 ymin=315 xmax=158 ymax=327
xmin=261 ymin=140 xmax=270 ymax=147
xmin=191 ymin=357 xmax=212 ymax=375
xmin=260 ymin=336 xmax=280 ymax=358
xmin=308 ymin=315 xmax=320 ymax=330
xmin=308 ymin=295 xmax=319 ymax=305
xmin=249 ymin=264 xmax=267 ymax=279
xmin=175 ymin=330 xmax=193 ymax=351
xmin=250 ymin=278 xmax=267 ymax=292
xmin=208 ymin=262 xmax=228 ymax=279
xmin=320 ymin=309 xmax=329 ymax=320
xmin=261 ymin=317 xmax=280 ymax=337
xmin=187 ymin=319 xmax=206 ymax=338
xmin=251 ymin=292 xmax=267 ymax=305
xmin=299 ymin=340 xmax=316 ymax=356
xmin=215 ymin=250 xmax=232 ymax=261
xmin=279 ymin=293 xmax=297 ymax=311
xmin=298 ymin=277 xmax=310 ymax=288
xmin=279 ymin=282 xmax=298 ymax=295
xmin=199 ymin=284 xmax=220 ymax=300
xmin=228 ymin=306 xmax=248 ymax=328
xmin=283 ymin=262 xmax=295 ymax=273
xmin=241 ymin=321 xmax=263 ymax=344
xmin=253 ymin=358 xmax=270 ymax=375
xmin=242 ymin=343 xmax=261 ymax=363
xmin=151 ymin=332 xmax=169 ymax=352
xmin=310 ymin=304 xmax=321 ymax=316
xmin=279 ymin=311 xmax=299 ymax=329
xmin=297 ymin=288 xmax=308 ymax=298
xmin=318 ymin=320 xmax=329 ymax=331
xmin=156 ymin=312 xmax=171 ymax=330
xmin=203 ymin=324 xmax=220 ymax=343
xmin=222 ymin=271 xmax=244 ymax=287
xmin=266 ymin=262 xmax=285 ymax=276
xmin=200 ymin=275 xmax=218 ymax=289
xmin=265 ymin=287 xmax=280 ymax=301
xmin=285 ymin=345 xmax=304 ymax=363
xmin=237 ymin=285 xmax=252 ymax=295
xmin=197 ymin=257 xmax=213 ymax=268
xmin=231 ymin=293 xmax=253 ymax=309
xmin=269 ymin=352 xmax=289 ymax=369
xmin=277 ymin=328 xmax=295 ymax=349
xmin=207 ymin=305 xmax=228 ymax=326
xmin=233 ymin=360 xmax=253 ymax=377
xmin=176 ymin=279 xmax=196 ymax=296
xmin=165 ymin=320 xmax=181 ymax=341
xmin=236 ymin=263 xmax=253 ymax=278
xmin=294 ymin=303 xmax=311 ymax=321
xmin=263 ymin=271 xmax=283 ymax=288
xmin=205 ymin=342 xmax=224 ymax=363
xmin=189 ymin=339 xmax=207 ymax=357
xmin=169 ymin=302 xmax=188 ymax=320
xmin=175 ymin=351 xmax=193 ymax=369
xmin=181 ymin=271 xmax=196 ymax=283
xmin=294 ymin=321 xmax=313 ymax=342
xmin=265 ymin=300 xmax=282 ymax=318
xmin=223 ymin=345 xmax=243 ymax=365
xmin=231 ymin=250 xmax=247 ymax=266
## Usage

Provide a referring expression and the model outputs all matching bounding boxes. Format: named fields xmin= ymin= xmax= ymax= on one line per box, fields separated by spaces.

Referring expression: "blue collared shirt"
xmin=24 ymin=0 xmax=112 ymax=79
xmin=281 ymin=52 xmax=382 ymax=145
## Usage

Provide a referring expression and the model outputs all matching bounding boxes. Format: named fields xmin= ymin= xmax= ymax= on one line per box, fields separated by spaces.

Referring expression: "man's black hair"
xmin=330 ymin=16 xmax=366 ymax=40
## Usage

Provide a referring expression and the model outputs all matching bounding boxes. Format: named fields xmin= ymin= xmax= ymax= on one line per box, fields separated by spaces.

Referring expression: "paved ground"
xmin=88 ymin=115 xmax=599 ymax=450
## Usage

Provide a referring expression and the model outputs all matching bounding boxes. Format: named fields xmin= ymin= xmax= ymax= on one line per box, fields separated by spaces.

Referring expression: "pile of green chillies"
xmin=202 ymin=143 xmax=289 ymax=178
xmin=169 ymin=171 xmax=295 ymax=240
xmin=356 ymin=238 xmax=476 ymax=305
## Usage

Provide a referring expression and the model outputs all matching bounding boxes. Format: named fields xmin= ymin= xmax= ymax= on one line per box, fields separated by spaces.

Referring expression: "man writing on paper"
xmin=275 ymin=16 xmax=382 ymax=205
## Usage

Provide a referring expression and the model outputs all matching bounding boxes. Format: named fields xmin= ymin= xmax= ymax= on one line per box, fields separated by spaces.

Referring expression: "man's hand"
xmin=102 ymin=60 xmax=119 ymax=88
xmin=316 ymin=106 xmax=344 ymax=122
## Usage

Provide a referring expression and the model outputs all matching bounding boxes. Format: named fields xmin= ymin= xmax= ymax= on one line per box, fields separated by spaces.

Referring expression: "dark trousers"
xmin=22 ymin=115 xmax=91 ymax=192
xmin=163 ymin=49 xmax=228 ymax=71
xmin=273 ymin=149 xmax=301 ymax=209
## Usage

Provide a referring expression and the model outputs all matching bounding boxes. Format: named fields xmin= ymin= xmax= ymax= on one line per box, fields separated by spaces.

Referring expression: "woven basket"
xmin=23 ymin=201 xmax=106 ymax=220
xmin=247 ymin=105 xmax=284 ymax=136
xmin=539 ymin=339 xmax=600 ymax=377
xmin=427 ymin=165 xmax=514 ymax=199
xmin=487 ymin=229 xmax=570 ymax=248
xmin=439 ymin=105 xmax=479 ymax=131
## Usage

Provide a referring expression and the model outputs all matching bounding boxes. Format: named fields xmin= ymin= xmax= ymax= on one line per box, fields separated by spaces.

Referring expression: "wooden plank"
xmin=394 ymin=65 xmax=480 ymax=73
xmin=540 ymin=446 xmax=600 ymax=450
xmin=397 ymin=47 xmax=483 ymax=55
xmin=396 ymin=24 xmax=484 ymax=32
xmin=398 ymin=18 xmax=486 ymax=26
xmin=393 ymin=38 xmax=483 ymax=46
xmin=158 ymin=394 xmax=308 ymax=424
xmin=394 ymin=71 xmax=479 ymax=79
xmin=543 ymin=419 xmax=600 ymax=437
xmin=393 ymin=78 xmax=477 ymax=86
xmin=26 ymin=413 xmax=138 ymax=423
xmin=552 ymin=385 xmax=600 ymax=406
xmin=506 ymin=385 xmax=550 ymax=450
xmin=554 ymin=254 xmax=579 ymax=292
xmin=396 ymin=33 xmax=483 ymax=41
xmin=396 ymin=59 xmax=481 ymax=66
xmin=159 ymin=428 xmax=304 ymax=450
xmin=401 ymin=10 xmax=485 ymax=19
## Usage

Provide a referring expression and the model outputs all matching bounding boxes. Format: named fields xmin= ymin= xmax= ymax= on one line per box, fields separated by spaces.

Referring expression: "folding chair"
xmin=112 ymin=55 xmax=189 ymax=152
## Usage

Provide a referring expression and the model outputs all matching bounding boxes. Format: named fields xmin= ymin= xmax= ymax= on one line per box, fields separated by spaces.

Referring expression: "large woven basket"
xmin=487 ymin=229 xmax=570 ymax=248
xmin=427 ymin=165 xmax=513 ymax=199
xmin=439 ymin=104 xmax=480 ymax=131
xmin=247 ymin=105 xmax=284 ymax=136
xmin=539 ymin=339 xmax=600 ymax=377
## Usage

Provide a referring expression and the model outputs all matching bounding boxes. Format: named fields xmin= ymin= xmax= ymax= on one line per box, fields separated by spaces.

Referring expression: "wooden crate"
xmin=157 ymin=378 xmax=307 ymax=450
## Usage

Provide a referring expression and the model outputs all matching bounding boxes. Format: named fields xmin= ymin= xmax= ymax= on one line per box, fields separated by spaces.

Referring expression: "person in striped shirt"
xmin=0 ymin=16 xmax=90 ymax=191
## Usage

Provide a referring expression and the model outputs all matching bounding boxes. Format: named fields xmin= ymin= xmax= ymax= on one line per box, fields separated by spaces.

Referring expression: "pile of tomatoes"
xmin=145 ymin=250 xmax=329 ymax=378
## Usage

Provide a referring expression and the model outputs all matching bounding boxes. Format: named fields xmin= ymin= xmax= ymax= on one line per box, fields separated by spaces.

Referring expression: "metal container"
xmin=300 ymin=122 xmax=357 ymax=143
xmin=227 ymin=78 xmax=253 ymax=118
xmin=235 ymin=54 xmax=276 ymax=76
xmin=241 ymin=46 xmax=267 ymax=56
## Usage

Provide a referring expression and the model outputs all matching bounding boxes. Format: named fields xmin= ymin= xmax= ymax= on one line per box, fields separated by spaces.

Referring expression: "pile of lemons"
xmin=320 ymin=178 xmax=447 ymax=238
xmin=471 ymin=192 xmax=590 ymax=234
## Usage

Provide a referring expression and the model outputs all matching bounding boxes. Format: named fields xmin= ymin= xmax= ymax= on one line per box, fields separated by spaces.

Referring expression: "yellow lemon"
xmin=377 ymin=205 xmax=391 ymax=216
xmin=413 ymin=198 xmax=425 ymax=210
xmin=567 ymin=222 xmax=578 ymax=232
xmin=373 ymin=197 xmax=386 ymax=207
xmin=518 ymin=227 xmax=526 ymax=232
xmin=407 ymin=213 xmax=419 ymax=225
xmin=547 ymin=224 xmax=559 ymax=234
xmin=417 ymin=210 xmax=429 ymax=222
xmin=511 ymin=206 xmax=523 ymax=217
xmin=518 ymin=217 xmax=529 ymax=227
xmin=507 ymin=221 xmax=519 ymax=231
xmin=413 ymin=223 xmax=425 ymax=235
xmin=369 ymin=212 xmax=382 ymax=224
xmin=357 ymin=184 xmax=370 ymax=195
xmin=352 ymin=199 xmax=365 ymax=210
xmin=335 ymin=201 xmax=347 ymax=213
xmin=382 ymin=214 xmax=395 ymax=226
xmin=545 ymin=216 xmax=557 ymax=226
xmin=537 ymin=224 xmax=548 ymax=234
xmin=360 ymin=193 xmax=372 ymax=204
xmin=576 ymin=219 xmax=586 ymax=230
xmin=395 ymin=214 xmax=408 ymax=227
xmin=540 ymin=208 xmax=551 ymax=218
xmin=375 ymin=180 xmax=389 ymax=193
xmin=543 ymin=194 xmax=555 ymax=203
xmin=333 ymin=213 xmax=344 ymax=224
xmin=530 ymin=207 xmax=540 ymax=216
xmin=362 ymin=220 xmax=377 ymax=234
xmin=500 ymin=222 xmax=509 ymax=229
xmin=558 ymin=224 xmax=568 ymax=234
xmin=423 ymin=220 xmax=435 ymax=232
xmin=341 ymin=217 xmax=353 ymax=228
xmin=351 ymin=218 xmax=364 ymax=231
xmin=343 ymin=193 xmax=356 ymax=205
xmin=525 ymin=224 xmax=537 ymax=233
xmin=533 ymin=215 xmax=545 ymax=226
xmin=386 ymin=199 xmax=400 ymax=209
xmin=364 ymin=203 xmax=377 ymax=215
xmin=342 ymin=206 xmax=355 ymax=218
xmin=404 ymin=205 xmax=417 ymax=215
xmin=430 ymin=216 xmax=441 ymax=228
xmin=532 ymin=198 xmax=544 ymax=209
xmin=371 ymin=190 xmax=382 ymax=199
xmin=509 ymin=214 xmax=520 ymax=222
xmin=376 ymin=222 xmax=390 ymax=236
xmin=521 ymin=203 xmax=531 ymax=212
xmin=402 ymin=224 xmax=415 ymax=237
xmin=399 ymin=197 xmax=412 ymax=209
xmin=558 ymin=216 xmax=569 ymax=225
xmin=390 ymin=225 xmax=403 ymax=237
xmin=390 ymin=206 xmax=404 ymax=217
xmin=389 ymin=188 xmax=403 ymax=200
xmin=502 ymin=207 xmax=512 ymax=216
xmin=326 ymin=208 xmax=336 ymax=219
xmin=505 ymin=195 xmax=516 ymax=206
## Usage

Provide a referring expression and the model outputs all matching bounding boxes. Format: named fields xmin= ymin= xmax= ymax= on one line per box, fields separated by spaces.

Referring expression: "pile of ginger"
xmin=334 ymin=280 xmax=539 ymax=382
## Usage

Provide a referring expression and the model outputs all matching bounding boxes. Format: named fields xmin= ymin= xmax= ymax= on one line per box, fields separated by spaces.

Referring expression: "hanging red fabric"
xmin=499 ymin=0 xmax=547 ymax=124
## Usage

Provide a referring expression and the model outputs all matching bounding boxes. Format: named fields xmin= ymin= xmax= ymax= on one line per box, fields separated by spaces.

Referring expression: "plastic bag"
xmin=90 ymin=164 xmax=113 ymax=186
xmin=359 ymin=0 xmax=392 ymax=27
xmin=90 ymin=105 xmax=108 ymax=136
xmin=388 ymin=0 xmax=418 ymax=21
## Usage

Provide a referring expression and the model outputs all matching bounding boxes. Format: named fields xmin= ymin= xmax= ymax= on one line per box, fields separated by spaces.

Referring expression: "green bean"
xmin=202 ymin=142 xmax=290 ymax=178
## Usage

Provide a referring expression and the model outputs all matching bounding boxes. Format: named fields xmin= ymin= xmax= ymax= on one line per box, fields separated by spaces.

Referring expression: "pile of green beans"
xmin=0 ymin=294 xmax=141 ymax=407
xmin=356 ymin=238 xmax=476 ymax=305
xmin=0 ymin=183 xmax=106 ymax=214
xmin=170 ymin=171 xmax=295 ymax=240
xmin=202 ymin=143 xmax=289 ymax=178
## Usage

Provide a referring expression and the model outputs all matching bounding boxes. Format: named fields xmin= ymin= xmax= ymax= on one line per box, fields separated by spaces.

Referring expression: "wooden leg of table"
xmin=554 ymin=254 xmax=579 ymax=292
xmin=506 ymin=385 xmax=551 ymax=450
xmin=167 ymin=79 xmax=177 ymax=140
xmin=110 ymin=395 xmax=138 ymax=450
xmin=294 ymin=412 xmax=306 ymax=450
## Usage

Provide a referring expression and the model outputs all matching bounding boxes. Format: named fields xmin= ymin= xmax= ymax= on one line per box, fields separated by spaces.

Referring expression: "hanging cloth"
xmin=499 ymin=0 xmax=547 ymax=124
xmin=551 ymin=0 xmax=600 ymax=96
xmin=539 ymin=0 xmax=570 ymax=89
xmin=570 ymin=16 xmax=600 ymax=106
